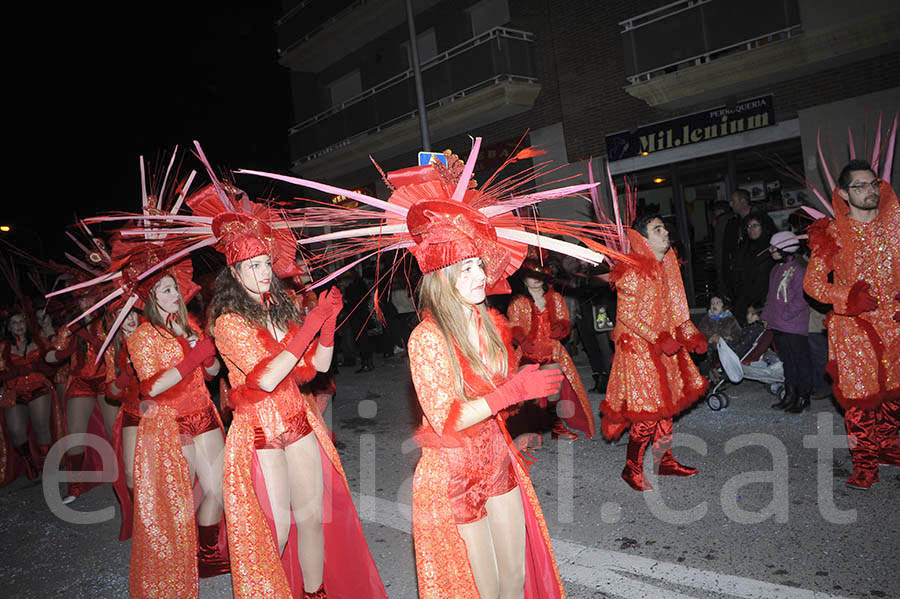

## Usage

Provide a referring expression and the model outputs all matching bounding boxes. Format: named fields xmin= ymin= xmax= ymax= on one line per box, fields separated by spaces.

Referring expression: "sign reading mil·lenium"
xmin=605 ymin=95 xmax=776 ymax=162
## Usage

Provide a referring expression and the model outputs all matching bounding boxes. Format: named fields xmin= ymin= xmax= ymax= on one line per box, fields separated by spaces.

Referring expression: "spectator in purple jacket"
xmin=762 ymin=231 xmax=812 ymax=413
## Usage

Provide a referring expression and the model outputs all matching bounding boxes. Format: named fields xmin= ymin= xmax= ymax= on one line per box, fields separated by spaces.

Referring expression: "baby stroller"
xmin=705 ymin=329 xmax=785 ymax=410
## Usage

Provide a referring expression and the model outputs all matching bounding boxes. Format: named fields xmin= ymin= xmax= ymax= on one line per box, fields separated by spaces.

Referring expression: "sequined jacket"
xmin=126 ymin=318 xmax=213 ymax=416
xmin=601 ymin=230 xmax=707 ymax=430
xmin=803 ymin=183 xmax=900 ymax=408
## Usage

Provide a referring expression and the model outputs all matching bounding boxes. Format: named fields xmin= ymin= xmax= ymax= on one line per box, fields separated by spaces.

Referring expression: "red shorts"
xmin=254 ymin=411 xmax=313 ymax=450
xmin=121 ymin=404 xmax=220 ymax=446
xmin=446 ymin=422 xmax=517 ymax=525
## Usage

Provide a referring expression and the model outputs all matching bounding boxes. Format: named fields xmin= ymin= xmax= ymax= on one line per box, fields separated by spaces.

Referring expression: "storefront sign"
xmin=605 ymin=95 xmax=775 ymax=161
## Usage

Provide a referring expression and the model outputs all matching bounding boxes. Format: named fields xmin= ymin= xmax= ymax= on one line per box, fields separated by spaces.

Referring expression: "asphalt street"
xmin=2 ymin=350 xmax=897 ymax=598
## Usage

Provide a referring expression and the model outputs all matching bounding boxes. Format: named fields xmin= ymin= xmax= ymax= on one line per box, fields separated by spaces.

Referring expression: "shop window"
xmin=468 ymin=0 xmax=510 ymax=37
xmin=327 ymin=69 xmax=362 ymax=107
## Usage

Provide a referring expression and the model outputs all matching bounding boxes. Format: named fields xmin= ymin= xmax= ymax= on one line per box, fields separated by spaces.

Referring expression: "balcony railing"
xmin=621 ymin=0 xmax=801 ymax=85
xmin=289 ymin=27 xmax=537 ymax=165
xmin=276 ymin=0 xmax=360 ymax=56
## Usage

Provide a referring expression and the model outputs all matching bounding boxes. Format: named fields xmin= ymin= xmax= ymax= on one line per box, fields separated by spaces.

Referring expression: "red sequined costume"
xmin=803 ymin=182 xmax=900 ymax=488
xmin=213 ymin=312 xmax=386 ymax=599
xmin=125 ymin=317 xmax=226 ymax=598
xmin=50 ymin=318 xmax=111 ymax=498
xmin=600 ymin=229 xmax=708 ymax=491
xmin=508 ymin=288 xmax=594 ymax=438
xmin=408 ymin=309 xmax=565 ymax=598
xmin=52 ymin=319 xmax=107 ymax=400
xmin=0 ymin=335 xmax=66 ymax=485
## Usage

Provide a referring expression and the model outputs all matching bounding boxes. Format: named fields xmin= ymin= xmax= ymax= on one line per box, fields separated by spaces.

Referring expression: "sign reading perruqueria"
xmin=605 ymin=95 xmax=775 ymax=161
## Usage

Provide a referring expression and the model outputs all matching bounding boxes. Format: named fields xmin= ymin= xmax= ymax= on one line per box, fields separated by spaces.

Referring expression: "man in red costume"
xmin=600 ymin=215 xmax=708 ymax=491
xmin=804 ymin=159 xmax=900 ymax=490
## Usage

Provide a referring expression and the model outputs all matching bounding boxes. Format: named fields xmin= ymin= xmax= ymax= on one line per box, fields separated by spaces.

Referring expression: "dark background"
xmin=9 ymin=2 xmax=292 ymax=260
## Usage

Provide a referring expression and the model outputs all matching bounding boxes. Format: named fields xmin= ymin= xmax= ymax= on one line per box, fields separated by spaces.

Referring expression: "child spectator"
xmin=697 ymin=295 xmax=742 ymax=373
xmin=762 ymin=231 xmax=812 ymax=413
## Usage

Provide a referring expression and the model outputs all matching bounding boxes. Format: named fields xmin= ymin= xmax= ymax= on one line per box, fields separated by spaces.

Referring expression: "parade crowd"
xmin=1 ymin=140 xmax=897 ymax=598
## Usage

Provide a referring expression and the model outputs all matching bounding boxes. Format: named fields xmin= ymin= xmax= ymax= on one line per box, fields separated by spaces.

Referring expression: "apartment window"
xmin=327 ymin=69 xmax=362 ymax=107
xmin=402 ymin=27 xmax=438 ymax=67
xmin=468 ymin=0 xmax=510 ymax=37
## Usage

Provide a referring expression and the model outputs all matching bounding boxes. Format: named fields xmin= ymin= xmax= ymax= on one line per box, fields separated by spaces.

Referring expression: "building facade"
xmin=276 ymin=0 xmax=900 ymax=303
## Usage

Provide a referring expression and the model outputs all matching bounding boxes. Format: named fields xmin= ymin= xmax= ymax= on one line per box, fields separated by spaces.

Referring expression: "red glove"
xmin=548 ymin=321 xmax=569 ymax=340
xmin=652 ymin=332 xmax=681 ymax=356
xmin=686 ymin=333 xmax=708 ymax=354
xmin=316 ymin=287 xmax=343 ymax=348
xmin=285 ymin=301 xmax=331 ymax=359
xmin=114 ymin=368 xmax=135 ymax=391
xmin=845 ymin=281 xmax=878 ymax=315
xmin=519 ymin=338 xmax=537 ymax=355
xmin=175 ymin=336 xmax=216 ymax=379
xmin=75 ymin=328 xmax=104 ymax=352
xmin=52 ymin=341 xmax=77 ymax=362
xmin=484 ymin=364 xmax=564 ymax=415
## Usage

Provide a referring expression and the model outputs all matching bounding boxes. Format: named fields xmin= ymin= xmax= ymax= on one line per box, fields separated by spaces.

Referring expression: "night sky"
xmin=13 ymin=2 xmax=291 ymax=259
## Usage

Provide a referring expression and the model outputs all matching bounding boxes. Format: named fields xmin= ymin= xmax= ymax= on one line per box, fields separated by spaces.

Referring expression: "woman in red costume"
xmin=44 ymin=292 xmax=114 ymax=503
xmin=207 ymin=208 xmax=386 ymax=599
xmin=0 ymin=310 xmax=66 ymax=484
xmin=125 ymin=257 xmax=231 ymax=596
xmin=803 ymin=160 xmax=900 ymax=489
xmin=599 ymin=214 xmax=708 ymax=492
xmin=507 ymin=258 xmax=594 ymax=442
xmin=103 ymin=308 xmax=140 ymax=540
xmin=405 ymin=205 xmax=566 ymax=599
xmin=234 ymin=136 xmax=627 ymax=598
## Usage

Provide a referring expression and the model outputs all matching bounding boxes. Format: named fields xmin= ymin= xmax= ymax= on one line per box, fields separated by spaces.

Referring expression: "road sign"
xmin=418 ymin=151 xmax=448 ymax=167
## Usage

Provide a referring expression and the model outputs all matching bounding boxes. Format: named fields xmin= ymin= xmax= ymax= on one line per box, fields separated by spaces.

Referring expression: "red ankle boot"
xmin=304 ymin=583 xmax=326 ymax=598
xmin=15 ymin=443 xmax=39 ymax=481
xmin=197 ymin=523 xmax=231 ymax=578
xmin=551 ymin=419 xmax=578 ymax=441
xmin=37 ymin=444 xmax=50 ymax=472
xmin=846 ymin=468 xmax=878 ymax=489
xmin=63 ymin=453 xmax=85 ymax=503
xmin=655 ymin=451 xmax=699 ymax=477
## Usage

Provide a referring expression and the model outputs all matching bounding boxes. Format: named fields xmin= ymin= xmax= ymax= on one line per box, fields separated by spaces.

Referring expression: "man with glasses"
xmin=804 ymin=159 xmax=900 ymax=489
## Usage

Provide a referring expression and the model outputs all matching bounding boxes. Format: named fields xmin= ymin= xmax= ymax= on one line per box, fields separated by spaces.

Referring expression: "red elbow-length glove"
xmin=286 ymin=287 xmax=343 ymax=358
xmin=484 ymin=364 xmax=564 ymax=415
xmin=175 ymin=337 xmax=217 ymax=379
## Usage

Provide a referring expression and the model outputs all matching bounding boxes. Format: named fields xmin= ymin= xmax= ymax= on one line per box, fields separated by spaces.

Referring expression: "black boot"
xmin=590 ymin=371 xmax=609 ymax=394
xmin=771 ymin=383 xmax=795 ymax=409
xmin=787 ymin=387 xmax=811 ymax=413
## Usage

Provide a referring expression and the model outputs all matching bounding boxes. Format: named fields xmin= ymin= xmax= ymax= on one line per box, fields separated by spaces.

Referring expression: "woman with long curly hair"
xmin=205 ymin=200 xmax=385 ymax=599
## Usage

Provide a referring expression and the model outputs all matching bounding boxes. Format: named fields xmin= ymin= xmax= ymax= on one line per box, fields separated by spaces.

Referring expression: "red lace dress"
xmin=125 ymin=319 xmax=224 ymax=598
xmin=213 ymin=312 xmax=385 ymax=599
xmin=408 ymin=309 xmax=565 ymax=599
xmin=507 ymin=288 xmax=594 ymax=437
